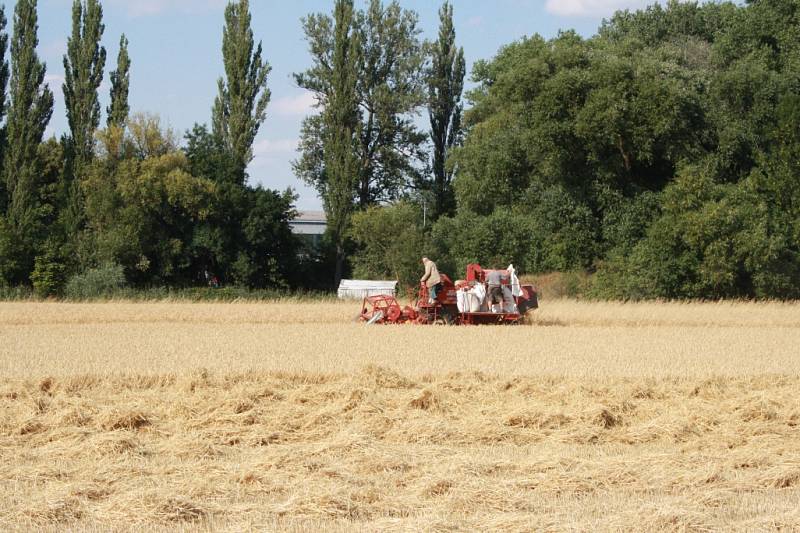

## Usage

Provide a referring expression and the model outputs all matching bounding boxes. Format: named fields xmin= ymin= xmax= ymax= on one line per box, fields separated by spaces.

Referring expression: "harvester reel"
xmin=386 ymin=304 xmax=402 ymax=323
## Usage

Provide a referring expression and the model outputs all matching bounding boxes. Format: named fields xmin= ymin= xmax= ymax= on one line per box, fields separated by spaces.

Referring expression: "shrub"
xmin=521 ymin=184 xmax=599 ymax=273
xmin=431 ymin=210 xmax=533 ymax=277
xmin=349 ymin=202 xmax=429 ymax=289
xmin=592 ymin=168 xmax=800 ymax=300
xmin=30 ymin=241 xmax=67 ymax=298
xmin=65 ymin=263 xmax=127 ymax=300
xmin=0 ymin=218 xmax=21 ymax=286
xmin=0 ymin=286 xmax=33 ymax=300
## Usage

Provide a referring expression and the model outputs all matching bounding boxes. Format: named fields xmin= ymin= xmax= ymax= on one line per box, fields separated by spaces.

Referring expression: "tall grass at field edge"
xmin=0 ymin=286 xmax=339 ymax=303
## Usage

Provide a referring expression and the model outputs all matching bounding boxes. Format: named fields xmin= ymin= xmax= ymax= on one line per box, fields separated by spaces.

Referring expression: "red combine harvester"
xmin=359 ymin=264 xmax=538 ymax=325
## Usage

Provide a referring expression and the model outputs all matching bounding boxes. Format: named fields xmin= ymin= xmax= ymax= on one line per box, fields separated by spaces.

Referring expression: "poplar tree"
xmin=0 ymin=7 xmax=10 ymax=214
xmin=295 ymin=0 xmax=426 ymax=208
xmin=427 ymin=1 xmax=464 ymax=219
xmin=324 ymin=0 xmax=360 ymax=286
xmin=107 ymin=34 xmax=129 ymax=128
xmin=4 ymin=0 xmax=53 ymax=232
xmin=212 ymin=0 xmax=271 ymax=182
xmin=63 ymin=0 xmax=106 ymax=166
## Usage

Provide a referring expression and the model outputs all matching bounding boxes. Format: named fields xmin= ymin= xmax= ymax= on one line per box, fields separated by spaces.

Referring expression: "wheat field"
xmin=2 ymin=300 xmax=800 ymax=531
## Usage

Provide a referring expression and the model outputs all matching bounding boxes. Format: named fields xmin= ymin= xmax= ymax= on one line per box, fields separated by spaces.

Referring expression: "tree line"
xmin=347 ymin=0 xmax=800 ymax=300
xmin=1 ymin=0 xmax=798 ymax=300
xmin=0 ymin=0 xmax=300 ymax=296
xmin=0 ymin=0 xmax=467 ymax=296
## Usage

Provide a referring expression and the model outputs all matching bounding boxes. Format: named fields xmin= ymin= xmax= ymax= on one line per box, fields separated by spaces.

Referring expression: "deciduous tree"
xmin=3 ymin=0 xmax=53 ymax=282
xmin=211 ymin=0 xmax=271 ymax=183
xmin=62 ymin=0 xmax=106 ymax=245
xmin=107 ymin=34 xmax=130 ymax=128
xmin=295 ymin=0 xmax=427 ymax=208
xmin=63 ymin=0 xmax=105 ymax=166
xmin=321 ymin=0 xmax=360 ymax=286
xmin=0 ymin=7 xmax=10 ymax=214
xmin=426 ymin=1 xmax=464 ymax=219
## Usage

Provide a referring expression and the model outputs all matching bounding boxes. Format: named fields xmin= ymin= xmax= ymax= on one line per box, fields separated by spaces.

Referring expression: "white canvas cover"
xmin=471 ymin=283 xmax=487 ymax=312
xmin=507 ymin=264 xmax=522 ymax=297
xmin=468 ymin=293 xmax=482 ymax=312
xmin=456 ymin=289 xmax=469 ymax=312
xmin=337 ymin=280 xmax=398 ymax=300
xmin=473 ymin=282 xmax=486 ymax=302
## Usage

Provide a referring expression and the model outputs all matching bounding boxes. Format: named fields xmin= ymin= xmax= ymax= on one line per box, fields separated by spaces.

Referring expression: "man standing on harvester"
xmin=486 ymin=269 xmax=505 ymax=311
xmin=421 ymin=257 xmax=442 ymax=304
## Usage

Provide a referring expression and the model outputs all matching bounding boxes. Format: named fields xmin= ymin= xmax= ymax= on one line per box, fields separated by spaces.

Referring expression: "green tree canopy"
xmin=212 ymin=0 xmax=271 ymax=183
xmin=425 ymin=1 xmax=465 ymax=220
xmin=295 ymin=0 xmax=427 ymax=208
xmin=63 ymin=0 xmax=105 ymax=166
xmin=0 ymin=7 xmax=10 ymax=215
xmin=3 ymin=0 xmax=54 ymax=283
xmin=107 ymin=34 xmax=130 ymax=129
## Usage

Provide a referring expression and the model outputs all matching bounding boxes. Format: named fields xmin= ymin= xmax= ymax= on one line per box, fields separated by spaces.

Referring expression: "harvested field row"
xmin=2 ymin=301 xmax=800 ymax=530
xmin=2 ymin=370 xmax=800 ymax=531
xmin=3 ymin=301 xmax=800 ymax=379
xmin=3 ymin=321 xmax=800 ymax=378
xmin=3 ymin=299 xmax=800 ymax=328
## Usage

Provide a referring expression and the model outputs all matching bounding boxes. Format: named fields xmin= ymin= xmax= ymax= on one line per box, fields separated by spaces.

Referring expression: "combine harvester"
xmin=359 ymin=264 xmax=538 ymax=325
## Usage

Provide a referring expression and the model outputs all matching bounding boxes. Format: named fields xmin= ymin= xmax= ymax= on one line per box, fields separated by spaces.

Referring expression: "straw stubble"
xmin=1 ymin=300 xmax=799 ymax=530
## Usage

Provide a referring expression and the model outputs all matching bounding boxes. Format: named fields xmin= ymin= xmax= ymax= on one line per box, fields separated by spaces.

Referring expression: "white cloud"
xmin=107 ymin=0 xmax=225 ymax=18
xmin=271 ymin=91 xmax=317 ymax=117
xmin=545 ymin=0 xmax=649 ymax=17
xmin=253 ymin=138 xmax=299 ymax=158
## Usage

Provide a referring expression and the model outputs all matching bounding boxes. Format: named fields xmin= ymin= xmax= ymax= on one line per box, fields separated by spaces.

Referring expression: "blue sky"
xmin=37 ymin=0 xmax=652 ymax=209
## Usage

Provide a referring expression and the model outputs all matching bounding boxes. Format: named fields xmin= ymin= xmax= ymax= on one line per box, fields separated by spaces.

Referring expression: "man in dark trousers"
xmin=486 ymin=269 xmax=504 ymax=312
xmin=421 ymin=257 xmax=442 ymax=305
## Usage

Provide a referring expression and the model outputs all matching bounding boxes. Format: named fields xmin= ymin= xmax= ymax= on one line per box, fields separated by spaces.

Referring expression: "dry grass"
xmin=2 ymin=300 xmax=800 ymax=531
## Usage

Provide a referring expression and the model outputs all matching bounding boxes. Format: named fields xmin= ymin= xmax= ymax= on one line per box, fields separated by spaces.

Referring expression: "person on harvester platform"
xmin=420 ymin=257 xmax=442 ymax=305
xmin=486 ymin=269 xmax=504 ymax=312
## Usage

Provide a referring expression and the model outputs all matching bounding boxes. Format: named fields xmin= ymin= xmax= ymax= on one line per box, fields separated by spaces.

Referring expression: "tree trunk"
xmin=334 ymin=243 xmax=345 ymax=289
xmin=617 ymin=134 xmax=632 ymax=172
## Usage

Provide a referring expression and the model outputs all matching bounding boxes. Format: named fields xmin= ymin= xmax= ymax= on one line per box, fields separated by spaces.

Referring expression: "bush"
xmin=431 ymin=210 xmax=533 ymax=277
xmin=521 ymin=184 xmax=599 ymax=273
xmin=0 ymin=218 xmax=22 ymax=286
xmin=30 ymin=241 xmax=67 ymax=298
xmin=65 ymin=263 xmax=127 ymax=300
xmin=0 ymin=286 xmax=33 ymax=300
xmin=592 ymin=169 xmax=800 ymax=300
xmin=349 ymin=202 xmax=429 ymax=289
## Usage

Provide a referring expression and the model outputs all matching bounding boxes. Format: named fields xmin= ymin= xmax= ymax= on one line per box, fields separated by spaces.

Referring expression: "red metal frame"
xmin=360 ymin=295 xmax=417 ymax=324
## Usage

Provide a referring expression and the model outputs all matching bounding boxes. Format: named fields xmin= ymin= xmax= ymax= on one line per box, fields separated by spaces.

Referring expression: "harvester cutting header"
xmin=359 ymin=259 xmax=538 ymax=326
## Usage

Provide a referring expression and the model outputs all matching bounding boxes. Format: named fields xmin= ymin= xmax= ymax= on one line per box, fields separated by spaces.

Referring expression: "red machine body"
xmin=359 ymin=295 xmax=418 ymax=324
xmin=360 ymin=264 xmax=538 ymax=326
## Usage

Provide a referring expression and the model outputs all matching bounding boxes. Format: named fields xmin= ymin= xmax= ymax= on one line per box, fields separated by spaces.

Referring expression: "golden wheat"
xmin=1 ymin=300 xmax=800 ymax=531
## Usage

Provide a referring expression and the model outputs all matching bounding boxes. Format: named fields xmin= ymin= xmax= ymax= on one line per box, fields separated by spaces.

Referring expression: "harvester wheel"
xmin=386 ymin=305 xmax=402 ymax=323
xmin=433 ymin=310 xmax=454 ymax=326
